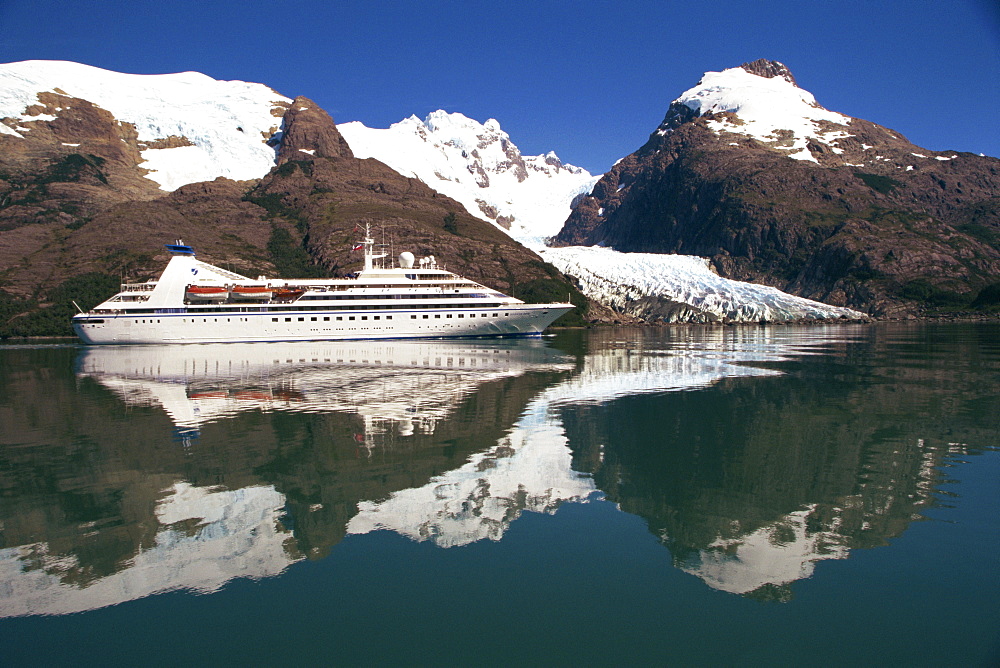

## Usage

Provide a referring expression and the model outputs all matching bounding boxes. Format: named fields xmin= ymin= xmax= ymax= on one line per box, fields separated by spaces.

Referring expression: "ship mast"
xmin=361 ymin=223 xmax=388 ymax=271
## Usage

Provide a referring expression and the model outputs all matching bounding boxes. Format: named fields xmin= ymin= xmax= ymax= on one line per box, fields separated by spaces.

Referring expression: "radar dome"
xmin=399 ymin=251 xmax=415 ymax=269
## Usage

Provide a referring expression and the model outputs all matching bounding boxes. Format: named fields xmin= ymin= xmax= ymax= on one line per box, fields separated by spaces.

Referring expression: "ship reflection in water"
xmin=75 ymin=339 xmax=575 ymax=446
xmin=0 ymin=326 xmax=985 ymax=616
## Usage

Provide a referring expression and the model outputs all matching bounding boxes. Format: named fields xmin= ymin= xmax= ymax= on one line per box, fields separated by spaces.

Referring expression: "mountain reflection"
xmin=561 ymin=327 xmax=985 ymax=600
xmin=0 ymin=325 xmax=991 ymax=614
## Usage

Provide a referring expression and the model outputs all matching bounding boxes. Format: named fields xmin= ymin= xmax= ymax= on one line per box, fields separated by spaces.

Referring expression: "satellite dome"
xmin=399 ymin=251 xmax=415 ymax=268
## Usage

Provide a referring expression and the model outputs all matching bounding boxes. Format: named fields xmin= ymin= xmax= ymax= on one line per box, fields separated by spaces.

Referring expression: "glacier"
xmin=538 ymin=246 xmax=866 ymax=323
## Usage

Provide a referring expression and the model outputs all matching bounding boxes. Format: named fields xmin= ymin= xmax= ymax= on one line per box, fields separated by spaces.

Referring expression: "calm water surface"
xmin=0 ymin=323 xmax=997 ymax=666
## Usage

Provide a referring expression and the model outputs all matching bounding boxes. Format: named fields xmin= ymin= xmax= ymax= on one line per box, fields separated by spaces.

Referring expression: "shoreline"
xmin=4 ymin=314 xmax=998 ymax=346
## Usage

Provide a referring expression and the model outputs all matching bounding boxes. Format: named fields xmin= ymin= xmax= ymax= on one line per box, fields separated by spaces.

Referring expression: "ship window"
xmin=337 ymin=316 xmax=343 ymax=321
xmin=422 ymin=315 xmax=428 ymax=319
xmin=434 ymin=314 xmax=440 ymax=319
xmin=298 ymin=317 xmax=304 ymax=321
xmin=272 ymin=318 xmax=278 ymax=322
xmin=361 ymin=316 xmax=367 ymax=321
xmin=323 ymin=317 xmax=330 ymax=321
xmin=374 ymin=316 xmax=380 ymax=320
xmin=458 ymin=314 xmax=464 ymax=318
xmin=411 ymin=315 xmax=417 ymax=319
xmin=387 ymin=316 xmax=392 ymax=320
xmin=285 ymin=318 xmax=291 ymax=322
xmin=349 ymin=316 xmax=355 ymax=321
xmin=311 ymin=317 xmax=317 ymax=321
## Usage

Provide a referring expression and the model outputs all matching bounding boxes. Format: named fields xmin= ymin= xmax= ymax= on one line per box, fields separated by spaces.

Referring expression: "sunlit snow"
xmin=539 ymin=246 xmax=865 ymax=322
xmin=674 ymin=65 xmax=853 ymax=162
xmin=0 ymin=60 xmax=291 ymax=190
xmin=339 ymin=111 xmax=599 ymax=242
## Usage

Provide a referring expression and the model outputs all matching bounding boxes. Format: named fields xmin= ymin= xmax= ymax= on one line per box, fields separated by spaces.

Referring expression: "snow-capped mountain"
xmin=660 ymin=59 xmax=854 ymax=164
xmin=339 ymin=111 xmax=599 ymax=243
xmin=0 ymin=59 xmax=943 ymax=322
xmin=0 ymin=60 xmax=291 ymax=190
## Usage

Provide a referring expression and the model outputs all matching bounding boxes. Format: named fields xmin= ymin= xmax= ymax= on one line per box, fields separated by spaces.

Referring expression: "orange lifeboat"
xmin=230 ymin=285 xmax=274 ymax=300
xmin=272 ymin=287 xmax=305 ymax=302
xmin=188 ymin=390 xmax=228 ymax=399
xmin=233 ymin=390 xmax=274 ymax=401
xmin=185 ymin=285 xmax=229 ymax=301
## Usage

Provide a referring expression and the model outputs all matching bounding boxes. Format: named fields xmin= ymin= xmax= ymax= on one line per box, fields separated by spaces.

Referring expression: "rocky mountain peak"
xmin=648 ymin=60 xmax=863 ymax=165
xmin=339 ymin=111 xmax=597 ymax=241
xmin=740 ymin=59 xmax=796 ymax=85
xmin=274 ymin=95 xmax=353 ymax=164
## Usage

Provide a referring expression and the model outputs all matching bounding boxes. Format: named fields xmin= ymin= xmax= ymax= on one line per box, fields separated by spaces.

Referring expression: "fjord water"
xmin=0 ymin=324 xmax=997 ymax=666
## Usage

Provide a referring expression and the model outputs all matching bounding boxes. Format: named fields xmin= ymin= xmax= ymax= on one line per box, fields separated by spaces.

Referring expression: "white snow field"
xmin=0 ymin=60 xmax=291 ymax=190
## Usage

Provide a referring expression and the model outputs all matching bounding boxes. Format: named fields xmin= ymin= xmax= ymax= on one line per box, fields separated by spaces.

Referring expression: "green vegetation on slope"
xmin=1 ymin=272 xmax=120 ymax=338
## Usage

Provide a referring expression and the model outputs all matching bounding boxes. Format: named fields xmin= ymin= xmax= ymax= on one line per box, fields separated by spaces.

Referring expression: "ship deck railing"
xmin=120 ymin=282 xmax=157 ymax=292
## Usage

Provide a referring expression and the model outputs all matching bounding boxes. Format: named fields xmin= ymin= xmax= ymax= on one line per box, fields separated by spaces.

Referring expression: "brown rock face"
xmin=274 ymin=96 xmax=353 ymax=164
xmin=555 ymin=62 xmax=1000 ymax=316
xmin=0 ymin=91 xmax=164 ymax=206
xmin=740 ymin=58 xmax=796 ymax=84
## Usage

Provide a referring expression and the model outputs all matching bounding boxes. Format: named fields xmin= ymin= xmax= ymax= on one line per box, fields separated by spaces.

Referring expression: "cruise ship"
xmin=72 ymin=228 xmax=574 ymax=344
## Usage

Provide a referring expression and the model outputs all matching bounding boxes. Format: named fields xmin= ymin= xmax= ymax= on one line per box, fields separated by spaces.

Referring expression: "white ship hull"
xmin=74 ymin=303 xmax=568 ymax=344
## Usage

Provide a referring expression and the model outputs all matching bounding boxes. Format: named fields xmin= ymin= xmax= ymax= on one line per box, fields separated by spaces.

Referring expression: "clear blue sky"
xmin=1 ymin=0 xmax=997 ymax=174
